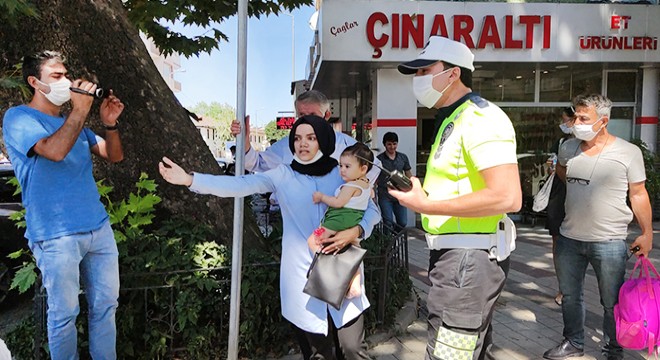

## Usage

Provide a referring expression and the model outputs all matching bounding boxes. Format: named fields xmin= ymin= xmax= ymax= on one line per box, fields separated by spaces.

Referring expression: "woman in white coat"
xmin=159 ymin=115 xmax=379 ymax=359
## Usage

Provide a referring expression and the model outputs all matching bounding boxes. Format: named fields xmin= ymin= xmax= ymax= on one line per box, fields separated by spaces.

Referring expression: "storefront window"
xmin=502 ymin=107 xmax=565 ymax=154
xmin=606 ymin=71 xmax=637 ymax=102
xmin=473 ymin=63 xmax=535 ymax=102
xmin=539 ymin=63 xmax=602 ymax=102
xmin=608 ymin=107 xmax=634 ymax=140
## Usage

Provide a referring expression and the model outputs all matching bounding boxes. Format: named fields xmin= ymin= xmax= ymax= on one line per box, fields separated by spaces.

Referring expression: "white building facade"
xmin=305 ymin=0 xmax=660 ymax=222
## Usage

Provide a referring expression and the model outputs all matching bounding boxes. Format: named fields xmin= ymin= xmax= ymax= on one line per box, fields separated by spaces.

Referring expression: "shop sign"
xmin=276 ymin=116 xmax=296 ymax=129
xmin=578 ymin=15 xmax=657 ymax=50
xmin=351 ymin=123 xmax=373 ymax=130
xmin=366 ymin=13 xmax=551 ymax=59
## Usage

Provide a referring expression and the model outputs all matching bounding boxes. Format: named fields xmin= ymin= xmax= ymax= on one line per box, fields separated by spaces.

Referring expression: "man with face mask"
xmin=391 ymin=36 xmax=522 ymax=360
xmin=543 ymin=94 xmax=652 ymax=360
xmin=2 ymin=51 xmax=124 ymax=359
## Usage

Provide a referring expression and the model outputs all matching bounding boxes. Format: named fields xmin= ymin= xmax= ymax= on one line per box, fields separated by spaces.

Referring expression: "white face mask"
xmin=573 ymin=119 xmax=604 ymax=141
xmin=37 ymin=77 xmax=72 ymax=106
xmin=412 ymin=68 xmax=453 ymax=109
xmin=293 ymin=150 xmax=324 ymax=165
xmin=559 ymin=123 xmax=572 ymax=135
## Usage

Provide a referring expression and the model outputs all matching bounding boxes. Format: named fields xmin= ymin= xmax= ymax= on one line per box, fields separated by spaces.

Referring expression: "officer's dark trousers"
xmin=302 ymin=312 xmax=371 ymax=360
xmin=426 ymin=248 xmax=510 ymax=360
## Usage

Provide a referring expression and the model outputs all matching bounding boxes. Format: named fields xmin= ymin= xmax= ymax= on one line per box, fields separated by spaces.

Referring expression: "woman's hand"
xmin=159 ymin=156 xmax=193 ymax=187
xmin=321 ymin=226 xmax=360 ymax=254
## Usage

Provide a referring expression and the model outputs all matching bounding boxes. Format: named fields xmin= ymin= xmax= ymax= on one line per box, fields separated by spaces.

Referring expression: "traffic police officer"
xmin=390 ymin=36 xmax=522 ymax=360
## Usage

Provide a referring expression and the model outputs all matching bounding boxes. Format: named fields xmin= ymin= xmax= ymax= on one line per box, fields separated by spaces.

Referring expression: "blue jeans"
xmin=555 ymin=234 xmax=626 ymax=357
xmin=30 ymin=220 xmax=119 ymax=360
xmin=378 ymin=195 xmax=407 ymax=231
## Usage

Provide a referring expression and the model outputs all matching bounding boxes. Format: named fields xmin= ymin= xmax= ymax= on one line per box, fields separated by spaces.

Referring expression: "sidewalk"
xmin=367 ymin=222 xmax=660 ymax=360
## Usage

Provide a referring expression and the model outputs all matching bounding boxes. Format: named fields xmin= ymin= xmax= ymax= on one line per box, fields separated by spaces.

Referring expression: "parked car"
xmin=0 ymin=163 xmax=26 ymax=304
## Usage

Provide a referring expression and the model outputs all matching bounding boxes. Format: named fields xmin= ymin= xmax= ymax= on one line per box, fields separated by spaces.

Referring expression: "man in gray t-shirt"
xmin=543 ymin=94 xmax=653 ymax=360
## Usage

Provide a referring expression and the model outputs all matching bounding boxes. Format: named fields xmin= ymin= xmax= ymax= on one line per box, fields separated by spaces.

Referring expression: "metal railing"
xmin=33 ymin=225 xmax=409 ymax=358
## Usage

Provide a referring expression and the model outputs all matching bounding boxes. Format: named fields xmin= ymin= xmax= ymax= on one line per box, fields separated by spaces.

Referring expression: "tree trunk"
xmin=0 ymin=0 xmax=264 ymax=247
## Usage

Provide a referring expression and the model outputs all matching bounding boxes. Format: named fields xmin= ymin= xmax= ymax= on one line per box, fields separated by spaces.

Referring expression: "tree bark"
xmin=0 ymin=0 xmax=264 ymax=247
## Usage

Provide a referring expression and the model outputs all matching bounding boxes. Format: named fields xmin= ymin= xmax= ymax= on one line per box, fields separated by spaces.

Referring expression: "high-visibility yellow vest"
xmin=422 ymin=97 xmax=517 ymax=235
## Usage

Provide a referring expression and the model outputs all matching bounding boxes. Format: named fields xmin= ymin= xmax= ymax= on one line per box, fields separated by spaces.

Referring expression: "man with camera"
xmin=2 ymin=51 xmax=124 ymax=359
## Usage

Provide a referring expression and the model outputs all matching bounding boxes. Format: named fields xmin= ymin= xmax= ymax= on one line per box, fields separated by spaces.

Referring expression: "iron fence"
xmin=33 ymin=225 xmax=408 ymax=359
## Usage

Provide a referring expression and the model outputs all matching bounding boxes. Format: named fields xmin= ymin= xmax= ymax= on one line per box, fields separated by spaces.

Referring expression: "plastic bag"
xmin=532 ymin=173 xmax=554 ymax=212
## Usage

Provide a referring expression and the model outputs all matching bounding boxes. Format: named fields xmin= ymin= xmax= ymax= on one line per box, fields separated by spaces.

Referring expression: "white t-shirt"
xmin=558 ymin=137 xmax=646 ymax=241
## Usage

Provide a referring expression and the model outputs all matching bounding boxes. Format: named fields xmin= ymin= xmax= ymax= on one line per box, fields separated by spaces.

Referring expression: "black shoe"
xmin=543 ymin=339 xmax=584 ymax=360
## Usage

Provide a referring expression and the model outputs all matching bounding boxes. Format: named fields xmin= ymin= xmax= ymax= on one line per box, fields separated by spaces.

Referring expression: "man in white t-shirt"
xmin=543 ymin=94 xmax=653 ymax=360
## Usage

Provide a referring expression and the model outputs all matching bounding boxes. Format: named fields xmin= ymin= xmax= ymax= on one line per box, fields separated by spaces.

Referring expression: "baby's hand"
xmin=312 ymin=191 xmax=324 ymax=203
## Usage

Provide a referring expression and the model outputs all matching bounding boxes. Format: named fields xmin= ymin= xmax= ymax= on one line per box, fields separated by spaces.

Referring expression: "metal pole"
xmin=291 ymin=14 xmax=295 ymax=83
xmin=228 ymin=0 xmax=248 ymax=357
xmin=284 ymin=13 xmax=295 ymax=83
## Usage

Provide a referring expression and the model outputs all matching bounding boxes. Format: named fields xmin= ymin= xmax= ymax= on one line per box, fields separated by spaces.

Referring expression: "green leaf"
xmin=7 ymin=249 xmax=28 ymax=259
xmin=6 ymin=176 xmax=21 ymax=195
xmin=113 ymin=230 xmax=127 ymax=243
xmin=136 ymin=173 xmax=158 ymax=192
xmin=9 ymin=209 xmax=26 ymax=229
xmin=96 ymin=179 xmax=114 ymax=198
xmin=127 ymin=213 xmax=155 ymax=228
xmin=10 ymin=261 xmax=37 ymax=294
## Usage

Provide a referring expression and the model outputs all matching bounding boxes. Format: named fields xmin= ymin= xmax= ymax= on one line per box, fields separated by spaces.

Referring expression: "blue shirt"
xmin=376 ymin=151 xmax=411 ymax=199
xmin=190 ymin=165 xmax=381 ymax=334
xmin=2 ymin=105 xmax=108 ymax=243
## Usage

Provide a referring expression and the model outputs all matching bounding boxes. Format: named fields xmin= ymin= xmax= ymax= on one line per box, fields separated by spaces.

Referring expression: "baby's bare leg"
xmin=346 ymin=269 xmax=362 ymax=299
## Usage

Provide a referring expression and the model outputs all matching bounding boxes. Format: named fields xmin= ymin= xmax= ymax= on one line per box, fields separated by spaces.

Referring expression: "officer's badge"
xmin=434 ymin=122 xmax=454 ymax=160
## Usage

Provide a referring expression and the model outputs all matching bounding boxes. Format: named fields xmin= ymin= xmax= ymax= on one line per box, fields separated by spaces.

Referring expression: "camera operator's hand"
xmin=100 ymin=90 xmax=124 ymax=127
xmin=69 ymin=79 xmax=96 ymax=118
xmin=230 ymin=115 xmax=251 ymax=153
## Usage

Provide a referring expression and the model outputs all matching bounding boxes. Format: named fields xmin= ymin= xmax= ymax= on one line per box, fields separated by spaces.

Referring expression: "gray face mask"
xmin=559 ymin=123 xmax=572 ymax=134
xmin=37 ymin=77 xmax=72 ymax=106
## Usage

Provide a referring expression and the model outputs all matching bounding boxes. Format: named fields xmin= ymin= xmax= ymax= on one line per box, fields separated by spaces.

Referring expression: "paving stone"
xmin=279 ymin=223 xmax=659 ymax=359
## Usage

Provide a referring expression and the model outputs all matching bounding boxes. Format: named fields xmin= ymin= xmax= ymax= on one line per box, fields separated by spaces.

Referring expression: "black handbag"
xmin=303 ymin=244 xmax=367 ymax=310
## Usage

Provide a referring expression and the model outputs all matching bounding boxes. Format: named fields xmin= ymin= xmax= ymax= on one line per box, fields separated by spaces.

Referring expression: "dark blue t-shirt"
xmin=2 ymin=105 xmax=108 ymax=243
xmin=376 ymin=151 xmax=411 ymax=199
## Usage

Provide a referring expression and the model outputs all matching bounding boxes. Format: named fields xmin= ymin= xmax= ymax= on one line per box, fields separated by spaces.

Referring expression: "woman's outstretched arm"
xmin=159 ymin=156 xmax=277 ymax=197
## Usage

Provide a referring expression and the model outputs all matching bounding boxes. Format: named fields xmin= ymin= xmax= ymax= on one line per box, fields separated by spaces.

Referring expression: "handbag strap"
xmin=306 ymin=250 xmax=321 ymax=279
xmin=630 ymin=256 xmax=644 ymax=280
xmin=641 ymin=256 xmax=658 ymax=300
xmin=642 ymin=255 xmax=660 ymax=279
xmin=648 ymin=333 xmax=658 ymax=360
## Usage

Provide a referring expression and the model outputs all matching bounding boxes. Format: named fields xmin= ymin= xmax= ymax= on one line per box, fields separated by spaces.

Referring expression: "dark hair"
xmin=382 ymin=132 xmax=398 ymax=145
xmin=22 ymin=51 xmax=66 ymax=94
xmin=341 ymin=143 xmax=373 ymax=172
xmin=442 ymin=61 xmax=472 ymax=88
xmin=562 ymin=107 xmax=575 ymax=117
